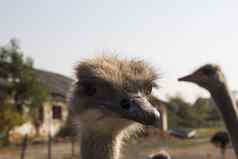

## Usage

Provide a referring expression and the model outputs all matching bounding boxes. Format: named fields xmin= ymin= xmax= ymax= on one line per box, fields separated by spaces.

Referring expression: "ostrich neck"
xmin=80 ymin=129 xmax=123 ymax=159
xmin=210 ymin=84 xmax=238 ymax=158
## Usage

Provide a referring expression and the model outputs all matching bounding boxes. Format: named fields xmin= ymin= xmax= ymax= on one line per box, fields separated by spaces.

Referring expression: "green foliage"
xmin=168 ymin=96 xmax=196 ymax=128
xmin=193 ymin=98 xmax=221 ymax=125
xmin=0 ymin=100 xmax=24 ymax=132
xmin=0 ymin=39 xmax=49 ymax=110
xmin=0 ymin=100 xmax=25 ymax=145
xmin=0 ymin=39 xmax=49 ymax=142
xmin=57 ymin=124 xmax=77 ymax=138
xmin=167 ymin=95 xmax=222 ymax=129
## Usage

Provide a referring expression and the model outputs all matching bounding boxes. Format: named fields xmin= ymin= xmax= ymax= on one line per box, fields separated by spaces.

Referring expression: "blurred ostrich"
xmin=178 ymin=64 xmax=238 ymax=158
xmin=211 ymin=131 xmax=230 ymax=159
xmin=69 ymin=56 xmax=161 ymax=159
xmin=146 ymin=150 xmax=172 ymax=159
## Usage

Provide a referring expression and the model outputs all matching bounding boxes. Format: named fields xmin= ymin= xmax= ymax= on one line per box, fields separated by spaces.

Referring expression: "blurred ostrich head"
xmin=178 ymin=64 xmax=226 ymax=92
xmin=147 ymin=150 xmax=172 ymax=159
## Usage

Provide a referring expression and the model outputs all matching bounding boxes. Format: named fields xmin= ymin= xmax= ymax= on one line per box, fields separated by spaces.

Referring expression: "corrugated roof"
xmin=36 ymin=70 xmax=74 ymax=98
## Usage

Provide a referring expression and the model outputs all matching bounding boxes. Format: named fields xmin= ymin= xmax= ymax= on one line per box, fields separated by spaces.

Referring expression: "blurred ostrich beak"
xmin=178 ymin=73 xmax=197 ymax=82
xmin=178 ymin=75 xmax=194 ymax=82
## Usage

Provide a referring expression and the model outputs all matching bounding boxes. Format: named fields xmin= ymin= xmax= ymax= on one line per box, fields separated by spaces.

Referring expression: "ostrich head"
xmin=70 ymin=56 xmax=160 ymax=133
xmin=178 ymin=64 xmax=226 ymax=92
xmin=147 ymin=150 xmax=172 ymax=159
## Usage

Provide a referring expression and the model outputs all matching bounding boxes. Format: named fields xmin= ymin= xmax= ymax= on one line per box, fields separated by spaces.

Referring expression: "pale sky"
xmin=1 ymin=0 xmax=238 ymax=102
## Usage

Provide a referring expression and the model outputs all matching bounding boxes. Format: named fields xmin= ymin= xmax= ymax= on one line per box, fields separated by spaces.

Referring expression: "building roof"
xmin=36 ymin=70 xmax=74 ymax=98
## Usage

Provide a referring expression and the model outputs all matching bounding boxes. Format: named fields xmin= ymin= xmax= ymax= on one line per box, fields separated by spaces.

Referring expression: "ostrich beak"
xmin=178 ymin=73 xmax=200 ymax=83
xmin=126 ymin=96 xmax=161 ymax=127
xmin=152 ymin=110 xmax=161 ymax=128
xmin=178 ymin=71 xmax=207 ymax=83
xmin=178 ymin=73 xmax=196 ymax=82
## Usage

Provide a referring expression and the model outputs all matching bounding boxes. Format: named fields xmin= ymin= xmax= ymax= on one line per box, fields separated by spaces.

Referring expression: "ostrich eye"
xmin=82 ymin=83 xmax=96 ymax=96
xmin=120 ymin=99 xmax=131 ymax=110
xmin=202 ymin=67 xmax=214 ymax=76
xmin=144 ymin=84 xmax=153 ymax=95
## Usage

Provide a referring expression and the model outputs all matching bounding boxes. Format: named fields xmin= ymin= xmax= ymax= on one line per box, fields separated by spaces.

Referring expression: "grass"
xmin=140 ymin=127 xmax=224 ymax=148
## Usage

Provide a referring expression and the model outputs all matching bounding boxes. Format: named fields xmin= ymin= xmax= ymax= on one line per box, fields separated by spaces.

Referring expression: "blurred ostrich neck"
xmin=210 ymin=83 xmax=238 ymax=157
xmin=80 ymin=126 xmax=124 ymax=159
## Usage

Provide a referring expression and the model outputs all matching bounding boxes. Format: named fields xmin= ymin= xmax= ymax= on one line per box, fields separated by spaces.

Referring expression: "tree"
xmin=192 ymin=97 xmax=212 ymax=126
xmin=167 ymin=96 xmax=196 ymax=128
xmin=207 ymin=99 xmax=222 ymax=122
xmin=0 ymin=100 xmax=25 ymax=144
xmin=0 ymin=39 xmax=48 ymax=111
xmin=0 ymin=39 xmax=49 ymax=142
xmin=167 ymin=95 xmax=223 ymax=129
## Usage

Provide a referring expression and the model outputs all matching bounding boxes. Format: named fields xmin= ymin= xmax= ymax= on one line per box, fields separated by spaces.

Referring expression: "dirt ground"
xmin=0 ymin=136 xmax=236 ymax=159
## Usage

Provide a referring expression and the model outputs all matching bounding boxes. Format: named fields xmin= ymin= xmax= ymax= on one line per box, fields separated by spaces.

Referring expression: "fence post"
xmin=20 ymin=134 xmax=28 ymax=159
xmin=48 ymin=133 xmax=52 ymax=159
xmin=71 ymin=137 xmax=75 ymax=157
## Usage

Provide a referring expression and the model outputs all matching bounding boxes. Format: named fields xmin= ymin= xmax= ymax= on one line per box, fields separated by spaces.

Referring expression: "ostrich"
xmin=211 ymin=131 xmax=230 ymax=159
xmin=178 ymin=64 xmax=238 ymax=158
xmin=69 ymin=56 xmax=161 ymax=159
xmin=146 ymin=150 xmax=172 ymax=159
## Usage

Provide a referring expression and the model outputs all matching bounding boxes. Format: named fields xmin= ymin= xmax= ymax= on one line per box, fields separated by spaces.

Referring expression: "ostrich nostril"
xmin=120 ymin=99 xmax=131 ymax=110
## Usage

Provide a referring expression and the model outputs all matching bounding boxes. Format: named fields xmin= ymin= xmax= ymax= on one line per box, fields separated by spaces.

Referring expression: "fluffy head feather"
xmin=75 ymin=55 xmax=158 ymax=91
